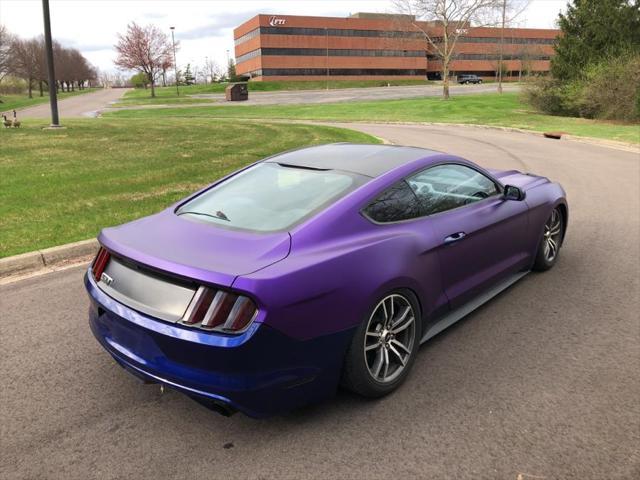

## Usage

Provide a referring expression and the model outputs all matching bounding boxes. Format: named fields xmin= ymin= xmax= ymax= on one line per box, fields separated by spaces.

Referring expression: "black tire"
xmin=478 ymin=79 xmax=483 ymax=84
xmin=532 ymin=207 xmax=564 ymax=271
xmin=341 ymin=289 xmax=422 ymax=398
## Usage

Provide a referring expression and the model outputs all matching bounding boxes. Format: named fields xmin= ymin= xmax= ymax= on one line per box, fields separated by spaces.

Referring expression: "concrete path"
xmin=189 ymin=82 xmax=519 ymax=106
xmin=1 ymin=124 xmax=638 ymax=479
xmin=15 ymin=88 xmax=130 ymax=119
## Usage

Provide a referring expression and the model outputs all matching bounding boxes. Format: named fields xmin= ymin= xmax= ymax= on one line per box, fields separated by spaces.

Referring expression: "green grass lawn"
xmin=118 ymin=80 xmax=435 ymax=105
xmin=108 ymin=93 xmax=640 ymax=144
xmin=0 ymin=119 xmax=378 ymax=258
xmin=0 ymin=88 xmax=98 ymax=112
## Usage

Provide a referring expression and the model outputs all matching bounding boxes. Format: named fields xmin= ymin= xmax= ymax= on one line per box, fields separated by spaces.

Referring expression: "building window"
xmin=235 ymin=26 xmax=425 ymax=46
xmin=260 ymin=68 xmax=428 ymax=76
xmin=235 ymin=26 xmax=556 ymax=47
xmin=236 ymin=49 xmax=262 ymax=64
xmin=234 ymin=28 xmax=261 ymax=45
xmin=431 ymin=36 xmax=555 ymax=45
xmin=454 ymin=53 xmax=551 ymax=61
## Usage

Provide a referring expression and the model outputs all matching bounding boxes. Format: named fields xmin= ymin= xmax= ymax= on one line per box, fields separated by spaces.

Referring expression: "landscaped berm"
xmin=0 ymin=120 xmax=379 ymax=258
xmin=108 ymin=93 xmax=640 ymax=145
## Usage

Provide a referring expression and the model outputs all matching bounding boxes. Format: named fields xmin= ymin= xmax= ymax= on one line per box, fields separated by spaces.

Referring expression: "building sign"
xmin=269 ymin=16 xmax=286 ymax=26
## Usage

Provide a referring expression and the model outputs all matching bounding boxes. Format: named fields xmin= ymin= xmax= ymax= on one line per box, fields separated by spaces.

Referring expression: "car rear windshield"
xmin=176 ymin=162 xmax=360 ymax=232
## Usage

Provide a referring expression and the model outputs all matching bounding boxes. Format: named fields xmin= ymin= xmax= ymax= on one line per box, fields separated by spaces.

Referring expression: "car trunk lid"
xmin=98 ymin=209 xmax=291 ymax=288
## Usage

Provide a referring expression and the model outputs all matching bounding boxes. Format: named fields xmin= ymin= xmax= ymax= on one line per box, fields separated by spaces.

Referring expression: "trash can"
xmin=225 ymin=83 xmax=249 ymax=101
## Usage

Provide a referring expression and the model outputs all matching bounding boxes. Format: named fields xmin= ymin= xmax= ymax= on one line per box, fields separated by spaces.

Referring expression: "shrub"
xmin=523 ymin=76 xmax=566 ymax=116
xmin=579 ymin=53 xmax=640 ymax=121
xmin=525 ymin=52 xmax=640 ymax=122
xmin=0 ymin=76 xmax=27 ymax=95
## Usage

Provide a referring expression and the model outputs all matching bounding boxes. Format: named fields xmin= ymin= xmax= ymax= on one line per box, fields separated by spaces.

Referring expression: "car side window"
xmin=363 ymin=180 xmax=422 ymax=223
xmin=406 ymin=164 xmax=499 ymax=216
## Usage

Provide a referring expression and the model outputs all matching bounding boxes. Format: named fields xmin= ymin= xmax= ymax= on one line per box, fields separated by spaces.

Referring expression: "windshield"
xmin=176 ymin=162 xmax=359 ymax=232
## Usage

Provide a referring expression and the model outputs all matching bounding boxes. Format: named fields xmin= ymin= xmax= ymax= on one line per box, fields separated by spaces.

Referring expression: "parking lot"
xmin=1 ymin=124 xmax=638 ymax=479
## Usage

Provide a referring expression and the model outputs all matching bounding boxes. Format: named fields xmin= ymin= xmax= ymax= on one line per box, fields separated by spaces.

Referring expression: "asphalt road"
xmin=1 ymin=125 xmax=638 ymax=480
xmin=15 ymin=88 xmax=129 ymax=118
xmin=192 ymin=82 xmax=519 ymax=105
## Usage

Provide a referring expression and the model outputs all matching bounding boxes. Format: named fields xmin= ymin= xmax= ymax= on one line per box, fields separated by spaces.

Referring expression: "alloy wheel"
xmin=364 ymin=294 xmax=416 ymax=384
xmin=543 ymin=208 xmax=563 ymax=262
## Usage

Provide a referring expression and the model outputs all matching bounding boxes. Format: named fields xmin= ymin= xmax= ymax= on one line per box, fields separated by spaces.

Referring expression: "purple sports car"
xmin=86 ymin=143 xmax=567 ymax=417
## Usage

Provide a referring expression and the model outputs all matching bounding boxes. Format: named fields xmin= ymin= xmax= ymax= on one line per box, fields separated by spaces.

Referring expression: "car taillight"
xmin=92 ymin=247 xmax=110 ymax=281
xmin=181 ymin=286 xmax=257 ymax=333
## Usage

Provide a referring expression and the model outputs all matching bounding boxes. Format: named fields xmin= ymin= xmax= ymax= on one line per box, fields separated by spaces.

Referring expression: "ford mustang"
xmin=86 ymin=143 xmax=568 ymax=417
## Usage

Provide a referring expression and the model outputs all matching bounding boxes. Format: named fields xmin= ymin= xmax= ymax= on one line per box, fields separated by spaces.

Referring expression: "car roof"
xmin=264 ymin=143 xmax=441 ymax=178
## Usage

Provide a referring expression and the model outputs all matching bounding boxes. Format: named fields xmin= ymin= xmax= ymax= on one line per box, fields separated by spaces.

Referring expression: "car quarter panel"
xmin=232 ymin=212 xmax=448 ymax=341
xmin=233 ymin=156 xmax=466 ymax=341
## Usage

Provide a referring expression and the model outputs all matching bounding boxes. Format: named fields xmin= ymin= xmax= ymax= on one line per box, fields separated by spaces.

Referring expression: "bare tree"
xmin=114 ymin=22 xmax=173 ymax=97
xmin=517 ymin=43 xmax=544 ymax=80
xmin=203 ymin=57 xmax=222 ymax=83
xmin=9 ymin=38 xmax=41 ymax=98
xmin=160 ymin=56 xmax=173 ymax=87
xmin=0 ymin=25 xmax=14 ymax=85
xmin=496 ymin=0 xmax=530 ymax=93
xmin=394 ymin=0 xmax=501 ymax=99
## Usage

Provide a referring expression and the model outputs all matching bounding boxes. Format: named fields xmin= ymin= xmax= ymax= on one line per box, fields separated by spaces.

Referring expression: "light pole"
xmin=497 ymin=0 xmax=506 ymax=94
xmin=170 ymin=26 xmax=179 ymax=96
xmin=41 ymin=0 xmax=60 ymax=126
xmin=325 ymin=27 xmax=329 ymax=91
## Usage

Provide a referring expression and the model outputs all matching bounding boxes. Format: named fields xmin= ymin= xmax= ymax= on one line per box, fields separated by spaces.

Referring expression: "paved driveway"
xmin=191 ymin=82 xmax=519 ymax=106
xmin=1 ymin=124 xmax=638 ymax=480
xmin=15 ymin=88 xmax=129 ymax=118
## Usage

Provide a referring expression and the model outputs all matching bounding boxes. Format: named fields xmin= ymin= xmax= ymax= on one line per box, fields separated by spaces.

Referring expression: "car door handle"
xmin=443 ymin=232 xmax=467 ymax=244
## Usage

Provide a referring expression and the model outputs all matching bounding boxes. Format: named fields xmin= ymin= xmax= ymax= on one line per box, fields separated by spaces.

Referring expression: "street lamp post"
xmin=497 ymin=0 xmax=506 ymax=94
xmin=41 ymin=0 xmax=60 ymax=126
xmin=325 ymin=27 xmax=329 ymax=91
xmin=170 ymin=26 xmax=179 ymax=96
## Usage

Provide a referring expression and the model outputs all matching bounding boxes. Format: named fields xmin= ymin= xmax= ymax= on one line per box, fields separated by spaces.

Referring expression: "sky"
xmin=0 ymin=0 xmax=568 ymax=76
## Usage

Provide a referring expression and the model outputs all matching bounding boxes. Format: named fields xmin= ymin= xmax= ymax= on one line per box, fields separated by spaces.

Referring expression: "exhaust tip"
xmin=188 ymin=394 xmax=237 ymax=417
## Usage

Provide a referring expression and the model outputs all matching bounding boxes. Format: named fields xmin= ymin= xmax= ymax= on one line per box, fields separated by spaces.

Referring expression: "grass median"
xmin=0 ymin=118 xmax=379 ymax=258
xmin=109 ymin=92 xmax=640 ymax=144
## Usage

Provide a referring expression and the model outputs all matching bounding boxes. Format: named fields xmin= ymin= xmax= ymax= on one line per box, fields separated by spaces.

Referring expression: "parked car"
xmin=457 ymin=74 xmax=483 ymax=84
xmin=86 ymin=144 xmax=568 ymax=417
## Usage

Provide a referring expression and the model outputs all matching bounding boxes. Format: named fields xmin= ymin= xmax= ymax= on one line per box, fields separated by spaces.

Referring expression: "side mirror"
xmin=504 ymin=185 xmax=525 ymax=201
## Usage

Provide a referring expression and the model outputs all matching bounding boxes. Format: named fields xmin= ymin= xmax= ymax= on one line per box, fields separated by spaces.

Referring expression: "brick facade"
xmin=234 ymin=13 xmax=558 ymax=81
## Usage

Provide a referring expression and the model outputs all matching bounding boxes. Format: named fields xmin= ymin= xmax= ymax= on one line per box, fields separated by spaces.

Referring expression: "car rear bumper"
xmin=85 ymin=271 xmax=354 ymax=417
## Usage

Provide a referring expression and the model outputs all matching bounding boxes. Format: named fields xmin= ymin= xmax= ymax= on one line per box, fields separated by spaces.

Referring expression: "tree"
xmin=517 ymin=44 xmax=543 ymax=79
xmin=131 ymin=72 xmax=148 ymax=88
xmin=495 ymin=0 xmax=530 ymax=93
xmin=160 ymin=57 xmax=173 ymax=87
xmin=0 ymin=25 xmax=14 ymax=85
xmin=183 ymin=63 xmax=195 ymax=85
xmin=227 ymin=58 xmax=238 ymax=82
xmin=394 ymin=0 xmax=501 ymax=99
xmin=203 ymin=57 xmax=222 ymax=83
xmin=552 ymin=0 xmax=640 ymax=81
xmin=52 ymin=42 xmax=95 ymax=92
xmin=114 ymin=22 xmax=173 ymax=97
xmin=174 ymin=68 xmax=183 ymax=86
xmin=8 ymin=38 xmax=41 ymax=98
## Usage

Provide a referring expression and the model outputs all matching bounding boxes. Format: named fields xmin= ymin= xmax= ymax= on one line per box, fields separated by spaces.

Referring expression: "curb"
xmin=323 ymin=120 xmax=640 ymax=153
xmin=0 ymin=238 xmax=99 ymax=280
